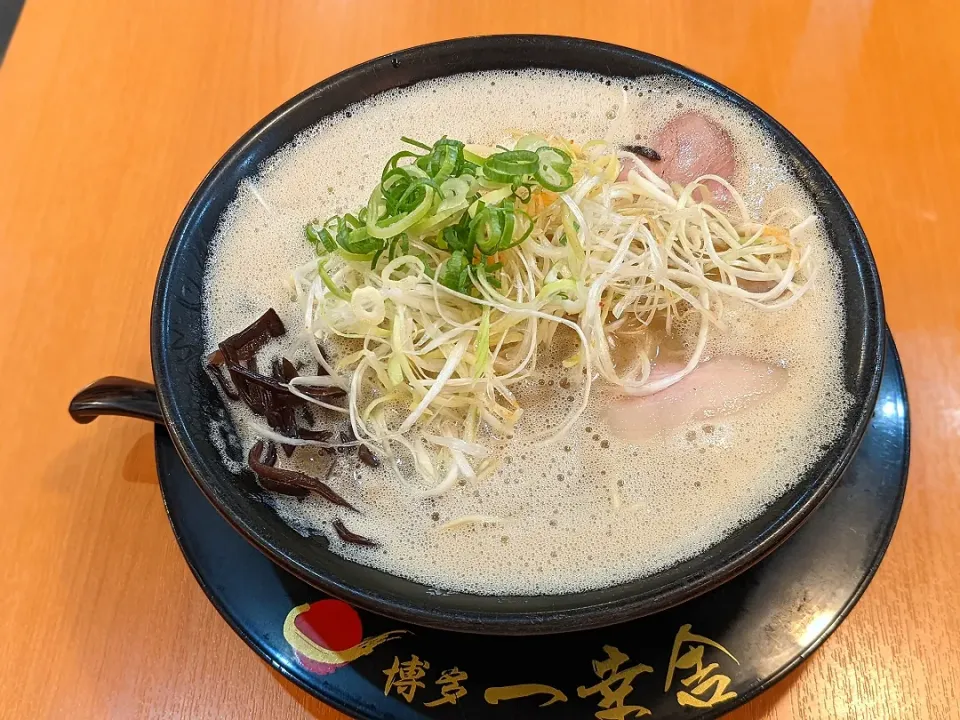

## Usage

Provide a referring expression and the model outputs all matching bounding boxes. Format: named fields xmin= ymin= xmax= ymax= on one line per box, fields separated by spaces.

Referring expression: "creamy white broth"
xmin=202 ymin=70 xmax=851 ymax=595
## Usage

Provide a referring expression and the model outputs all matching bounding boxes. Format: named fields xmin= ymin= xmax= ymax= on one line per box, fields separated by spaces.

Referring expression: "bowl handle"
xmin=69 ymin=376 xmax=164 ymax=425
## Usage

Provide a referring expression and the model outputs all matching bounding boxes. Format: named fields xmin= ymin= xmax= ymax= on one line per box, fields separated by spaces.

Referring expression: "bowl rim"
xmin=151 ymin=34 xmax=885 ymax=634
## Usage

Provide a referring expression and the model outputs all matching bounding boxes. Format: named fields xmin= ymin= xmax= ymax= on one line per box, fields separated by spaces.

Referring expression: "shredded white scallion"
xmin=279 ymin=134 xmax=815 ymax=499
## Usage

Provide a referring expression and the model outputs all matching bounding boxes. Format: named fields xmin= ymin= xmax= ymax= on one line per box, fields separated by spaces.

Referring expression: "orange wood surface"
xmin=1 ymin=0 xmax=957 ymax=717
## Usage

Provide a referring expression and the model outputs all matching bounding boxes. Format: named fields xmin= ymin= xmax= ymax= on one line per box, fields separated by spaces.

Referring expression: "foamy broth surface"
xmin=202 ymin=70 xmax=851 ymax=595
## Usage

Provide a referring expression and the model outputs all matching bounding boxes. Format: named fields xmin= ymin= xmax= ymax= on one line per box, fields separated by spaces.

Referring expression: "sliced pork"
xmin=620 ymin=111 xmax=736 ymax=202
xmin=603 ymin=356 xmax=786 ymax=442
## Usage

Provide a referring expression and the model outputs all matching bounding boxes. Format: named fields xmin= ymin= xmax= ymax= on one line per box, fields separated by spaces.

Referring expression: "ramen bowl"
xmin=69 ymin=36 xmax=884 ymax=635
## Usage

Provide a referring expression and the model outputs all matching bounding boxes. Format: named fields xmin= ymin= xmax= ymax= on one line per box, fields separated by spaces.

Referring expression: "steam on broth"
xmin=202 ymin=70 xmax=851 ymax=595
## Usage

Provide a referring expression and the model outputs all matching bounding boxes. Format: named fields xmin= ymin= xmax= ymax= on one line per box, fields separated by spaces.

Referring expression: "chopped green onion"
xmin=515 ymin=134 xmax=549 ymax=152
xmin=535 ymin=146 xmax=574 ymax=192
xmin=438 ymin=250 xmax=471 ymax=293
xmin=484 ymin=150 xmax=539 ymax=178
xmin=366 ymin=184 xmax=436 ymax=240
xmin=498 ymin=209 xmax=534 ymax=250
xmin=305 ymin=221 xmax=336 ymax=253
xmin=306 ymin=135 xmax=569 ymax=292
xmin=401 ymin=136 xmax=433 ymax=151
xmin=317 ymin=260 xmax=351 ymax=301
xmin=463 ymin=144 xmax=494 ymax=164
xmin=470 ymin=206 xmax=504 ymax=255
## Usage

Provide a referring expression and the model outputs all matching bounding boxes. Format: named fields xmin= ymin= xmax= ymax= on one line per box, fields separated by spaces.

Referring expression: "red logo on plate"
xmin=283 ymin=599 xmax=407 ymax=675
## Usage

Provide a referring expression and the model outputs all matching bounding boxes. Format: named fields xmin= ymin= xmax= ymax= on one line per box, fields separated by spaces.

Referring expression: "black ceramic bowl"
xmin=70 ymin=36 xmax=884 ymax=635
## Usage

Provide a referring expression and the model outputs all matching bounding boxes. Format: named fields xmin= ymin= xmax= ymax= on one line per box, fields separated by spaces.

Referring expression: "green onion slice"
xmin=305 ymin=221 xmax=336 ymax=253
xmin=484 ymin=150 xmax=539 ymax=178
xmin=470 ymin=206 xmax=504 ymax=255
xmin=535 ymin=146 xmax=574 ymax=192
xmin=366 ymin=184 xmax=436 ymax=240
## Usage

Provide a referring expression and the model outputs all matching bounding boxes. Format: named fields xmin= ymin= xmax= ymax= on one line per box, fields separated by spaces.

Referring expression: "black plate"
xmin=156 ymin=329 xmax=908 ymax=719
xmin=147 ymin=35 xmax=885 ymax=634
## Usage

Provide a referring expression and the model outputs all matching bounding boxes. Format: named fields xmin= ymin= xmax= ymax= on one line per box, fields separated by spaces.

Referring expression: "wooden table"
xmin=1 ymin=0 xmax=957 ymax=717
